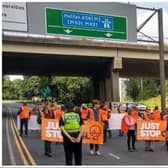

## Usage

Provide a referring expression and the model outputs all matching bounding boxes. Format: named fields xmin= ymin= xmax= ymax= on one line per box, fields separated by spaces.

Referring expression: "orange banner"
xmin=41 ymin=119 xmax=63 ymax=142
xmin=137 ymin=120 xmax=167 ymax=141
xmin=82 ymin=121 xmax=104 ymax=145
xmin=41 ymin=119 xmax=104 ymax=144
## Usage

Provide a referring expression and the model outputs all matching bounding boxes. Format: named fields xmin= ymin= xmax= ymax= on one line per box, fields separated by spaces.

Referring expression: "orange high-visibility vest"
xmin=152 ymin=110 xmax=161 ymax=121
xmin=132 ymin=110 xmax=139 ymax=121
xmin=87 ymin=108 xmax=102 ymax=122
xmin=53 ymin=110 xmax=64 ymax=121
xmin=99 ymin=109 xmax=108 ymax=122
xmin=20 ymin=106 xmax=30 ymax=119
xmin=81 ymin=108 xmax=88 ymax=120
xmin=121 ymin=115 xmax=128 ymax=134
xmin=143 ymin=111 xmax=152 ymax=121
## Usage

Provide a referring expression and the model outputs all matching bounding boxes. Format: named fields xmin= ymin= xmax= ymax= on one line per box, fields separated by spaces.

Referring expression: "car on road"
xmin=137 ymin=103 xmax=147 ymax=112
xmin=119 ymin=102 xmax=147 ymax=114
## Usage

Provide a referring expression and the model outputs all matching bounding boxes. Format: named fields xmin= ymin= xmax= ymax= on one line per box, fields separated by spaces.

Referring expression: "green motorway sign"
xmin=46 ymin=8 xmax=128 ymax=41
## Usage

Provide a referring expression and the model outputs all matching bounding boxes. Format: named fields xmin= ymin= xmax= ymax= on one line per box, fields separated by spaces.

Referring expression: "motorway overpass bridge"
xmin=2 ymin=32 xmax=168 ymax=102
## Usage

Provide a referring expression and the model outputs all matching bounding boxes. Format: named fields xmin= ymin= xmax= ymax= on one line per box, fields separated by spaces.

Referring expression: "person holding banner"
xmin=86 ymin=100 xmax=102 ymax=155
xmin=60 ymin=102 xmax=84 ymax=165
xmin=41 ymin=106 xmax=54 ymax=157
xmin=124 ymin=109 xmax=137 ymax=152
xmin=143 ymin=108 xmax=154 ymax=152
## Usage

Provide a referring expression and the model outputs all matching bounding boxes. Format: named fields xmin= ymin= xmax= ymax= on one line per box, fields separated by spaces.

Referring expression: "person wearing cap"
xmin=86 ymin=99 xmax=102 ymax=155
xmin=59 ymin=102 xmax=84 ymax=165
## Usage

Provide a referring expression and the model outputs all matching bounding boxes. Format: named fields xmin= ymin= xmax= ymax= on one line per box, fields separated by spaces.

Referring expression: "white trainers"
xmin=96 ymin=151 xmax=101 ymax=155
xmin=90 ymin=150 xmax=94 ymax=155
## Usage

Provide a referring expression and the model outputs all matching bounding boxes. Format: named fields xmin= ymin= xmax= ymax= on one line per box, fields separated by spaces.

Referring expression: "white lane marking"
xmin=108 ymin=153 xmax=121 ymax=160
xmin=6 ymin=106 xmax=16 ymax=165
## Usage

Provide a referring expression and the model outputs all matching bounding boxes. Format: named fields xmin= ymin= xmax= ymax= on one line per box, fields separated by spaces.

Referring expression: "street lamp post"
xmin=158 ymin=8 xmax=165 ymax=113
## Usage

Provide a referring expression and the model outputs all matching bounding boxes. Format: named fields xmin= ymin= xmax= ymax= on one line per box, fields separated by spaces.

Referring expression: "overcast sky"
xmin=132 ymin=2 xmax=168 ymax=40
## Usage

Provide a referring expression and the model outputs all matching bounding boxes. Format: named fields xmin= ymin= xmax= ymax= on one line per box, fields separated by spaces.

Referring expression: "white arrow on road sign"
xmin=64 ymin=29 xmax=73 ymax=34
xmin=105 ymin=33 xmax=112 ymax=37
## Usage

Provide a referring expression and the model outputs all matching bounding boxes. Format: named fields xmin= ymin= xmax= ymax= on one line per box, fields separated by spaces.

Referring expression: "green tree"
xmin=13 ymin=79 xmax=24 ymax=99
xmin=3 ymin=79 xmax=13 ymax=99
xmin=2 ymin=75 xmax=94 ymax=103
xmin=126 ymin=79 xmax=140 ymax=101
xmin=139 ymin=80 xmax=160 ymax=99
xmin=126 ymin=78 xmax=161 ymax=101
xmin=166 ymin=80 xmax=168 ymax=97
xmin=23 ymin=76 xmax=41 ymax=97
xmin=51 ymin=76 xmax=93 ymax=105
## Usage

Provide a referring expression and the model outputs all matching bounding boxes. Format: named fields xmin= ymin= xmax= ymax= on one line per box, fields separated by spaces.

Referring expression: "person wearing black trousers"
xmin=17 ymin=103 xmax=31 ymax=136
xmin=60 ymin=102 xmax=84 ymax=165
xmin=124 ymin=109 xmax=136 ymax=152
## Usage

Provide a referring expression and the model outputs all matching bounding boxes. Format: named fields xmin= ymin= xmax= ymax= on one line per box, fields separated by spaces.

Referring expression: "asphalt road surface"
xmin=2 ymin=103 xmax=168 ymax=166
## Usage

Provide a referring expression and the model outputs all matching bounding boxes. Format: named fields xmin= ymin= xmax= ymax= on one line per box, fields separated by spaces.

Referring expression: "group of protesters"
xmin=17 ymin=100 xmax=168 ymax=165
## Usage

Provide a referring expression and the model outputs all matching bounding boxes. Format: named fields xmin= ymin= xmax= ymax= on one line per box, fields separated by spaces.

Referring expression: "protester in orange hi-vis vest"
xmin=53 ymin=105 xmax=64 ymax=122
xmin=17 ymin=102 xmax=31 ymax=136
xmin=152 ymin=106 xmax=161 ymax=121
xmin=80 ymin=104 xmax=88 ymax=121
xmin=99 ymin=103 xmax=111 ymax=143
xmin=132 ymin=106 xmax=139 ymax=121
xmin=143 ymin=108 xmax=154 ymax=152
xmin=86 ymin=100 xmax=102 ymax=155
xmin=124 ymin=108 xmax=137 ymax=152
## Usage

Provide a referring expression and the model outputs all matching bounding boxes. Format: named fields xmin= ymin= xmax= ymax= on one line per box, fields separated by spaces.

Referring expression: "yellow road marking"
xmin=10 ymin=117 xmax=29 ymax=165
xmin=10 ymin=110 xmax=37 ymax=165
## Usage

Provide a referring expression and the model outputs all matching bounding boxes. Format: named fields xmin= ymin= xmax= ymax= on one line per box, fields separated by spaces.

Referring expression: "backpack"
xmin=37 ymin=112 xmax=41 ymax=124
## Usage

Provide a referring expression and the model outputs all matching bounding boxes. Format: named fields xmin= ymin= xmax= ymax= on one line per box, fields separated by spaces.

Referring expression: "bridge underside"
xmin=3 ymin=52 xmax=168 ymax=79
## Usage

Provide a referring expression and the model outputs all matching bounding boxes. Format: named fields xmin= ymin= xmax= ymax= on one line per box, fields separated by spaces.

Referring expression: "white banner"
xmin=108 ymin=113 xmax=126 ymax=130
xmin=17 ymin=115 xmax=41 ymax=130
xmin=2 ymin=2 xmax=27 ymax=31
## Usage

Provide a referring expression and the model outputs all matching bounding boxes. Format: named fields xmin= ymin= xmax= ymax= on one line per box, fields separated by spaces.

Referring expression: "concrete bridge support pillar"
xmin=104 ymin=58 xmax=121 ymax=103
xmin=99 ymin=77 xmax=106 ymax=101
xmin=111 ymin=70 xmax=120 ymax=102
xmin=105 ymin=75 xmax=112 ymax=102
xmin=92 ymin=76 xmax=100 ymax=100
